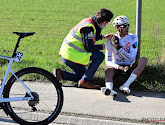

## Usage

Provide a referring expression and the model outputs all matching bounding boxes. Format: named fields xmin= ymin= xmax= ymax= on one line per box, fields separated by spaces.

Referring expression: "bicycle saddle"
xmin=13 ymin=32 xmax=35 ymax=38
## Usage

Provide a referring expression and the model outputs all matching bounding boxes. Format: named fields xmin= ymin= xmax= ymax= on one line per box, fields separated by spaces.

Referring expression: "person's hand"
xmin=118 ymin=66 xmax=125 ymax=71
xmin=109 ymin=36 xmax=121 ymax=50
xmin=102 ymin=34 xmax=114 ymax=39
xmin=123 ymin=66 xmax=129 ymax=72
xmin=101 ymin=43 xmax=105 ymax=50
xmin=118 ymin=66 xmax=129 ymax=72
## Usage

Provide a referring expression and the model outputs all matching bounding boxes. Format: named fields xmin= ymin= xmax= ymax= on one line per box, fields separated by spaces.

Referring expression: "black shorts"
xmin=110 ymin=61 xmax=138 ymax=76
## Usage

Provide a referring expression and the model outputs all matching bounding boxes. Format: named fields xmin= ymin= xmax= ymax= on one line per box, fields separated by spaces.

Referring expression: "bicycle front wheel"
xmin=4 ymin=67 xmax=63 ymax=125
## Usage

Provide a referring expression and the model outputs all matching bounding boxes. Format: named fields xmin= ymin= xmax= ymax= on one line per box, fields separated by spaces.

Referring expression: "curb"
xmin=54 ymin=114 xmax=148 ymax=125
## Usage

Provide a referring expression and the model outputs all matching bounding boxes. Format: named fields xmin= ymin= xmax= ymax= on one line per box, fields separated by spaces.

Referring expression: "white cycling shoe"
xmin=119 ymin=85 xmax=131 ymax=94
xmin=101 ymin=87 xmax=117 ymax=97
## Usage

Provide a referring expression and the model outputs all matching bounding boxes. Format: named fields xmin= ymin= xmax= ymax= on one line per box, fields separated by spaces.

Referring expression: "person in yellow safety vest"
xmin=53 ymin=8 xmax=114 ymax=89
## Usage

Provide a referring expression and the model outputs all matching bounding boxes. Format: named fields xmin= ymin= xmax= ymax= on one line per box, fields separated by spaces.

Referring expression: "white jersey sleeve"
xmin=105 ymin=40 xmax=119 ymax=69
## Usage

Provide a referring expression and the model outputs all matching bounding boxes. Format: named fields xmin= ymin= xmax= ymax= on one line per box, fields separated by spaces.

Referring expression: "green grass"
xmin=0 ymin=0 xmax=164 ymax=91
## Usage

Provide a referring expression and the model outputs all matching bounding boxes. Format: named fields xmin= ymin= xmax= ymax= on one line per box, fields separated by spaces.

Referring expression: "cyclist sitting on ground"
xmin=101 ymin=15 xmax=148 ymax=96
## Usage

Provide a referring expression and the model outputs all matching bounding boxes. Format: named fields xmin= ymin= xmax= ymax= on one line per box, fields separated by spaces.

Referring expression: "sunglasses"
xmin=119 ymin=23 xmax=130 ymax=29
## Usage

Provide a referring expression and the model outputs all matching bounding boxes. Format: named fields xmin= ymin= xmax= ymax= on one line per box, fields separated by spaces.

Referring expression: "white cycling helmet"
xmin=112 ymin=16 xmax=129 ymax=27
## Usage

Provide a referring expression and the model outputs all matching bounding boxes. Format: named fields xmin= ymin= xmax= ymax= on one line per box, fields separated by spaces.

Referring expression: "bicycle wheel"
xmin=3 ymin=67 xmax=63 ymax=125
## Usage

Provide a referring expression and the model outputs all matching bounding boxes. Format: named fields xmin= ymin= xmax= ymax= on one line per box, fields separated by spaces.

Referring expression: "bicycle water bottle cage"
xmin=13 ymin=32 xmax=35 ymax=38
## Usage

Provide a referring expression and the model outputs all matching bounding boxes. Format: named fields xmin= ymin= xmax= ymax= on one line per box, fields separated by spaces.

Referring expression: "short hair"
xmin=95 ymin=8 xmax=113 ymax=23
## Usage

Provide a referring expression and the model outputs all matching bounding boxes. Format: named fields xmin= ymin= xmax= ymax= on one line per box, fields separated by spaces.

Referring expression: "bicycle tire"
xmin=3 ymin=67 xmax=63 ymax=125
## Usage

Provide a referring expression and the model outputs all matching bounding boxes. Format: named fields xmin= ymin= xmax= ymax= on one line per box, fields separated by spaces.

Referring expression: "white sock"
xmin=123 ymin=73 xmax=137 ymax=88
xmin=106 ymin=82 xmax=113 ymax=90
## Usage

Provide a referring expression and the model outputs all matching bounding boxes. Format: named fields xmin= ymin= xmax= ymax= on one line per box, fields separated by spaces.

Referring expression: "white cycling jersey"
xmin=105 ymin=33 xmax=138 ymax=69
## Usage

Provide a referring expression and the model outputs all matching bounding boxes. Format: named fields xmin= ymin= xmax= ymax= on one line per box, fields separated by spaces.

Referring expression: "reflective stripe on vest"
xmin=63 ymin=38 xmax=91 ymax=53
xmin=69 ymin=30 xmax=82 ymax=42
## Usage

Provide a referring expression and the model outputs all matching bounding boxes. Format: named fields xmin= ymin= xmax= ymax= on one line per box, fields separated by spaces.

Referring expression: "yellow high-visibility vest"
xmin=59 ymin=17 xmax=96 ymax=65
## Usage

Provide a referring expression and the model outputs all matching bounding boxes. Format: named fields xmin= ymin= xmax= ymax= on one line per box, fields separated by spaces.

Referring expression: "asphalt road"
xmin=0 ymin=86 xmax=165 ymax=125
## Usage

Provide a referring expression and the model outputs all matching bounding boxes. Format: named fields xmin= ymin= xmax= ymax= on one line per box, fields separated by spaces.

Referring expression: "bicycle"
xmin=0 ymin=32 xmax=63 ymax=125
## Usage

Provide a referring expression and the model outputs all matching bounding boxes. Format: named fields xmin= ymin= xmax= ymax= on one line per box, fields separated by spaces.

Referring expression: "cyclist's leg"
xmin=105 ymin=68 xmax=115 ymax=84
xmin=124 ymin=57 xmax=148 ymax=87
xmin=102 ymin=68 xmax=122 ymax=95
xmin=120 ymin=57 xmax=148 ymax=94
xmin=132 ymin=57 xmax=148 ymax=76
